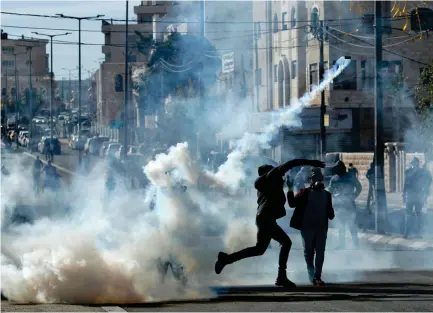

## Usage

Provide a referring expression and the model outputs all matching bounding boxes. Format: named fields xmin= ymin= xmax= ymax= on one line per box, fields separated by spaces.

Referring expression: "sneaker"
xmin=313 ymin=278 xmax=325 ymax=286
xmin=215 ymin=252 xmax=229 ymax=274
xmin=275 ymin=277 xmax=297 ymax=288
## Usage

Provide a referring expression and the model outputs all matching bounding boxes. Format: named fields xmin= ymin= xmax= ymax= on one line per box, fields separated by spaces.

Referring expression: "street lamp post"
xmin=62 ymin=67 xmax=79 ymax=102
xmin=12 ymin=51 xmax=27 ymax=144
xmin=55 ymin=14 xmax=104 ymax=165
xmin=32 ymin=32 xmax=71 ymax=147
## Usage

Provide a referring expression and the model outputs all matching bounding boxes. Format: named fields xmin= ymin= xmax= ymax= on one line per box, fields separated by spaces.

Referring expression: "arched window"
xmin=273 ymin=13 xmax=279 ymax=33
xmin=291 ymin=7 xmax=297 ymax=28
xmin=311 ymin=8 xmax=319 ymax=29
xmin=410 ymin=8 xmax=433 ymax=31
xmin=114 ymin=74 xmax=123 ymax=92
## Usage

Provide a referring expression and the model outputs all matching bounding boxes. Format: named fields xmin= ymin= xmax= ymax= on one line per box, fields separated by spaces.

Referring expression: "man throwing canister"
xmin=214 ymin=158 xmax=325 ymax=288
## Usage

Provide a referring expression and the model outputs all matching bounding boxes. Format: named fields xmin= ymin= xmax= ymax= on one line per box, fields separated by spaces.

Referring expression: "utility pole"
xmin=56 ymin=14 xmax=104 ymax=165
xmin=123 ymin=0 xmax=129 ymax=161
xmin=254 ymin=23 xmax=260 ymax=111
xmin=32 ymin=32 xmax=71 ymax=147
xmin=319 ymin=20 xmax=326 ymax=160
xmin=374 ymin=1 xmax=388 ymax=234
xmin=12 ymin=51 xmax=27 ymax=143
xmin=199 ymin=0 xmax=205 ymax=111
xmin=17 ymin=43 xmax=36 ymax=149
xmin=266 ymin=1 xmax=273 ymax=111
xmin=62 ymin=67 xmax=77 ymax=102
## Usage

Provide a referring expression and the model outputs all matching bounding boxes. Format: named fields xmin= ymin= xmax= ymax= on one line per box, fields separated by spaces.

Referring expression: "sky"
xmin=1 ymin=0 xmax=141 ymax=80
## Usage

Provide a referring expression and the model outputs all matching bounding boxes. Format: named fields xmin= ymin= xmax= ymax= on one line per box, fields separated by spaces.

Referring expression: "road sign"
xmin=222 ymin=52 xmax=235 ymax=74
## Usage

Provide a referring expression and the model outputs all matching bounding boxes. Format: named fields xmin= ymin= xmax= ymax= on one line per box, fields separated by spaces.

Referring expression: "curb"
xmin=328 ymin=228 xmax=433 ymax=250
xmin=23 ymin=152 xmax=75 ymax=176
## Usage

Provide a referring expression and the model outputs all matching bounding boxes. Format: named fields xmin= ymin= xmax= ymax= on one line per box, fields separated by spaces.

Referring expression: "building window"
xmin=309 ymin=63 xmax=318 ymax=91
xmin=291 ymin=7 xmax=296 ymax=28
xmin=273 ymin=14 xmax=279 ymax=33
xmin=255 ymin=68 xmax=262 ymax=86
xmin=291 ymin=60 xmax=297 ymax=79
xmin=274 ymin=64 xmax=278 ymax=82
xmin=105 ymin=53 xmax=111 ymax=62
xmin=254 ymin=22 xmax=262 ymax=38
xmin=311 ymin=8 xmax=319 ymax=29
xmin=115 ymin=74 xmax=123 ymax=92
xmin=1 ymin=60 xmax=14 ymax=67
xmin=333 ymin=60 xmax=357 ymax=90
xmin=2 ymin=46 xmax=14 ymax=54
xmin=151 ymin=1 xmax=156 ymax=5
xmin=282 ymin=12 xmax=288 ymax=30
xmin=128 ymin=55 xmax=137 ymax=62
xmin=410 ymin=8 xmax=433 ymax=31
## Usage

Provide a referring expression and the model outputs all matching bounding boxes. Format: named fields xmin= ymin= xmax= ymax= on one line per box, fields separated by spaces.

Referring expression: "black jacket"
xmin=255 ymin=167 xmax=286 ymax=221
xmin=288 ymin=188 xmax=335 ymax=230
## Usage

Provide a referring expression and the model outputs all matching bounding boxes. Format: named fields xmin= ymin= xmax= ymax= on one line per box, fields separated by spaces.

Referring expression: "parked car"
xmin=105 ymin=143 xmax=121 ymax=158
xmin=89 ymin=136 xmax=109 ymax=155
xmin=38 ymin=137 xmax=61 ymax=155
xmin=71 ymin=135 xmax=88 ymax=151
xmin=18 ymin=131 xmax=29 ymax=146
xmin=99 ymin=141 xmax=111 ymax=157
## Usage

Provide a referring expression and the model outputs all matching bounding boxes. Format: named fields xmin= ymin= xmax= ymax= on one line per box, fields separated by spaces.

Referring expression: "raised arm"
xmin=277 ymin=159 xmax=325 ymax=177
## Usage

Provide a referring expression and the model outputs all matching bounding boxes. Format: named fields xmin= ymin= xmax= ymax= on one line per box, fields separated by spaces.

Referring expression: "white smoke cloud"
xmin=1 ymin=57 xmax=370 ymax=305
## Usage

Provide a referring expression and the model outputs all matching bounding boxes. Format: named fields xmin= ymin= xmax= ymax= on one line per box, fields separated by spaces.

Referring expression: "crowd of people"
xmin=214 ymin=157 xmax=432 ymax=288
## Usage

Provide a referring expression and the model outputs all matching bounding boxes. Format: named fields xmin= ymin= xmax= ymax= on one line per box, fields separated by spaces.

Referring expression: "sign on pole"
xmin=222 ymin=52 xmax=235 ymax=73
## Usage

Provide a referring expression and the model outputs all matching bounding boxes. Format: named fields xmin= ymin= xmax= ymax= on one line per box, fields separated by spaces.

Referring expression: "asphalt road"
xmin=2 ymin=269 xmax=433 ymax=312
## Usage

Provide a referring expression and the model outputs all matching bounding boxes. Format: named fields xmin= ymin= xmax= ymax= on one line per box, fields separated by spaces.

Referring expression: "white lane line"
xmin=23 ymin=152 xmax=75 ymax=176
xmin=101 ymin=306 xmax=127 ymax=312
xmin=368 ymin=234 xmax=384 ymax=243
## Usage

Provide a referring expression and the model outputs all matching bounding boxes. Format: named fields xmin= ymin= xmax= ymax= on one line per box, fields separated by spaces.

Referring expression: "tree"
xmin=415 ymin=61 xmax=433 ymax=115
xmin=135 ymin=31 xmax=221 ymax=114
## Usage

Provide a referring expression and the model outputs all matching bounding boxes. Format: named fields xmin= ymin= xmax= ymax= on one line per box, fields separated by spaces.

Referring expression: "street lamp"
xmin=62 ymin=67 xmax=80 ymax=102
xmin=55 ymin=13 xmax=104 ymax=165
xmin=12 ymin=51 xmax=28 ymax=143
xmin=32 ymin=31 xmax=71 ymax=147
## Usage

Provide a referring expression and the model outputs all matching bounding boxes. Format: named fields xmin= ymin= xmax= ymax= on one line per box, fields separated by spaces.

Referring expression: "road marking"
xmin=368 ymin=234 xmax=384 ymax=243
xmin=101 ymin=306 xmax=127 ymax=312
xmin=23 ymin=151 xmax=75 ymax=176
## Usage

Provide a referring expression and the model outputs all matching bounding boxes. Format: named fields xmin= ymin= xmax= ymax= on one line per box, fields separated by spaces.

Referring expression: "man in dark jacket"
xmin=403 ymin=157 xmax=431 ymax=238
xmin=288 ymin=168 xmax=334 ymax=286
xmin=366 ymin=162 xmax=375 ymax=213
xmin=214 ymin=158 xmax=325 ymax=288
xmin=328 ymin=160 xmax=362 ymax=249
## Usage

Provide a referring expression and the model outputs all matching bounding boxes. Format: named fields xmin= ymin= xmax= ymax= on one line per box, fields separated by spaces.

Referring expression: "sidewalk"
xmin=357 ymin=192 xmax=433 ymax=211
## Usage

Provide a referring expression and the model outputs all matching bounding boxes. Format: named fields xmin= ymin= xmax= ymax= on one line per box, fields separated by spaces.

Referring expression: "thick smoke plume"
xmin=0 ymin=57 xmax=351 ymax=304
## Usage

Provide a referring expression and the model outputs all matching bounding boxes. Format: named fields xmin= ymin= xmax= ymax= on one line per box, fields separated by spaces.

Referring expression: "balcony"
xmin=134 ymin=3 xmax=170 ymax=16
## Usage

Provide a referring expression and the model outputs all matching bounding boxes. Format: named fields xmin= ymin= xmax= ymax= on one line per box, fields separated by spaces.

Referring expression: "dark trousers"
xmin=226 ymin=219 xmax=292 ymax=272
xmin=366 ymin=181 xmax=375 ymax=212
xmin=300 ymin=227 xmax=328 ymax=280
xmin=404 ymin=200 xmax=423 ymax=237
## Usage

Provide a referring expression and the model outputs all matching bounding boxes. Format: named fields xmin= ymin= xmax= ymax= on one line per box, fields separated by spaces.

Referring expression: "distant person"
xmin=403 ymin=157 xmax=431 ymax=238
xmin=328 ymin=160 xmax=362 ymax=249
xmin=42 ymin=160 xmax=58 ymax=191
xmin=348 ymin=163 xmax=359 ymax=179
xmin=288 ymin=168 xmax=334 ymax=286
xmin=214 ymin=158 xmax=325 ymax=288
xmin=366 ymin=162 xmax=375 ymax=214
xmin=33 ymin=156 xmax=43 ymax=194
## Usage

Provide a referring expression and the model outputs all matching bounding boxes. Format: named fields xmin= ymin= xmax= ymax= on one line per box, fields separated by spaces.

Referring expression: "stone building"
xmin=252 ymin=0 xmax=433 ymax=161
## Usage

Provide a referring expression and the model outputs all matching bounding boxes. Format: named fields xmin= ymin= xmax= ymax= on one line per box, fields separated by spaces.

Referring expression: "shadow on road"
xmin=85 ymin=283 xmax=433 ymax=309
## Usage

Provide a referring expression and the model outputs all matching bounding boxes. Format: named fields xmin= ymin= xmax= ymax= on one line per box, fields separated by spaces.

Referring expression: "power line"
xmin=326 ymin=26 xmax=431 ymax=66
xmin=1 ymin=11 xmax=402 ymax=24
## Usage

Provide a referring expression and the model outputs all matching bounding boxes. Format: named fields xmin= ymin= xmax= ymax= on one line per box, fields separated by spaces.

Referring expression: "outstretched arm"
xmin=273 ymin=159 xmax=325 ymax=178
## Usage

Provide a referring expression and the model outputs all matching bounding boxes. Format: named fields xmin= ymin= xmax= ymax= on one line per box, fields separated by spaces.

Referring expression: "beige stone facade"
xmin=1 ymin=35 xmax=50 ymax=106
xmin=252 ymin=1 xmax=433 ymax=158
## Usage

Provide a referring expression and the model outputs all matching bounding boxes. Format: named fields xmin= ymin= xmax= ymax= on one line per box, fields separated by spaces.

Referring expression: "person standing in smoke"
xmin=348 ymin=163 xmax=359 ymax=179
xmin=287 ymin=168 xmax=335 ymax=286
xmin=328 ymin=160 xmax=362 ymax=249
xmin=366 ymin=162 xmax=375 ymax=214
xmin=33 ymin=156 xmax=43 ymax=194
xmin=214 ymin=158 xmax=325 ymax=288
xmin=294 ymin=167 xmax=309 ymax=193
xmin=403 ymin=157 xmax=431 ymax=238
